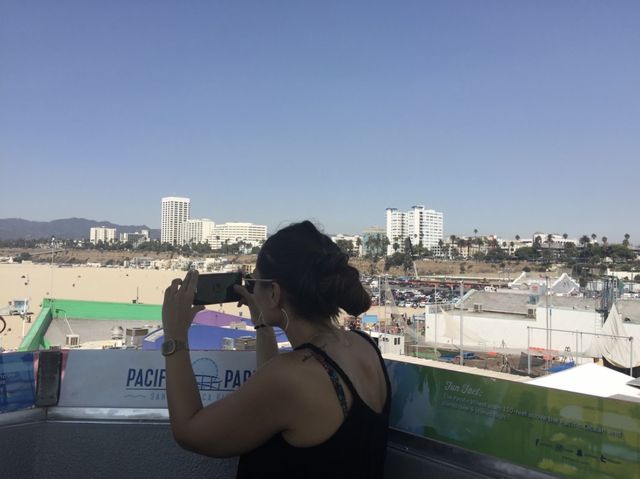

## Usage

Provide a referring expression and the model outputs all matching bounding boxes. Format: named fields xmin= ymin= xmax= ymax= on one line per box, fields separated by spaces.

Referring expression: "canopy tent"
xmin=528 ymin=363 xmax=640 ymax=403
xmin=193 ymin=309 xmax=250 ymax=328
xmin=584 ymin=304 xmax=640 ymax=371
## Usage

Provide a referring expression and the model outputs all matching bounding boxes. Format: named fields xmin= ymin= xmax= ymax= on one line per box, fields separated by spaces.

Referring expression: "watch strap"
xmin=162 ymin=339 xmax=189 ymax=356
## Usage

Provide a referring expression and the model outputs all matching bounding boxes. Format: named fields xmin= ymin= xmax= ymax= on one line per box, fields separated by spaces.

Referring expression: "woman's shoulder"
xmin=260 ymin=349 xmax=323 ymax=381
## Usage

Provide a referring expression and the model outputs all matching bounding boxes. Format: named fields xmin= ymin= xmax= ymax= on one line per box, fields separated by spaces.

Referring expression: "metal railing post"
xmin=630 ymin=337 xmax=634 ymax=378
xmin=527 ymin=327 xmax=531 ymax=376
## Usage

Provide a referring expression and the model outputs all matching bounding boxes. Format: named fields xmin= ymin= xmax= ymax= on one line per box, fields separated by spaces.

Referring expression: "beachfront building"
xmin=161 ymin=197 xmax=190 ymax=245
xmin=119 ymin=230 xmax=150 ymax=247
xmin=179 ymin=219 xmax=215 ymax=246
xmin=89 ymin=226 xmax=116 ymax=244
xmin=330 ymin=234 xmax=362 ymax=256
xmin=532 ymin=232 xmax=579 ymax=249
xmin=207 ymin=222 xmax=267 ymax=250
xmin=386 ymin=205 xmax=443 ymax=256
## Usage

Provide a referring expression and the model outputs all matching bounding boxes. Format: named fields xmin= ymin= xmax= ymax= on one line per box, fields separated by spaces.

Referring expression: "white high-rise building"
xmin=207 ymin=222 xmax=267 ymax=250
xmin=179 ymin=219 xmax=216 ymax=245
xmin=161 ymin=197 xmax=190 ymax=245
xmin=385 ymin=205 xmax=444 ymax=255
xmin=90 ymin=226 xmax=116 ymax=244
xmin=386 ymin=208 xmax=406 ymax=254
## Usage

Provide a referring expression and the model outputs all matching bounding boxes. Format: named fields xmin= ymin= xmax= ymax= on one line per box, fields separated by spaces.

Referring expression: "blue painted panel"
xmin=0 ymin=352 xmax=36 ymax=413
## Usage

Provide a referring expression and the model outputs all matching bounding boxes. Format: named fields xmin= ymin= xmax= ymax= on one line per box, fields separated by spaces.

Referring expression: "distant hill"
xmin=0 ymin=218 xmax=160 ymax=240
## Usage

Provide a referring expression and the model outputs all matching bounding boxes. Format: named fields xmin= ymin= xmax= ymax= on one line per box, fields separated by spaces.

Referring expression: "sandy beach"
xmin=0 ymin=264 xmax=251 ymax=349
xmin=1 ymin=263 xmax=419 ymax=350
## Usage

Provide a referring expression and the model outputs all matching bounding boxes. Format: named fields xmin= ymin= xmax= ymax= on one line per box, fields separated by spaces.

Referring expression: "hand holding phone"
xmin=193 ymin=272 xmax=243 ymax=305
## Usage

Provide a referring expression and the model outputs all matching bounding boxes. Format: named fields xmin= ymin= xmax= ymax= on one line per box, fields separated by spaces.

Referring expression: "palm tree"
xmin=579 ymin=235 xmax=590 ymax=247
xmin=591 ymin=233 xmax=597 ymax=242
xmin=515 ymin=234 xmax=520 ymax=241
xmin=546 ymin=234 xmax=554 ymax=249
xmin=601 ymin=236 xmax=608 ymax=245
xmin=563 ymin=233 xmax=568 ymax=240
xmin=473 ymin=229 xmax=478 ymax=237
xmin=534 ymin=235 xmax=542 ymax=251
xmin=457 ymin=238 xmax=468 ymax=259
xmin=623 ymin=233 xmax=630 ymax=247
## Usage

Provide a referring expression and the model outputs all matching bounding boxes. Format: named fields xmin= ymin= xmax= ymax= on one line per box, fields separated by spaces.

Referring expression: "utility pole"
xmin=459 ymin=281 xmax=464 ymax=366
xmin=50 ymin=236 xmax=55 ymax=301
xmin=433 ymin=283 xmax=438 ymax=358
xmin=545 ymin=276 xmax=550 ymax=370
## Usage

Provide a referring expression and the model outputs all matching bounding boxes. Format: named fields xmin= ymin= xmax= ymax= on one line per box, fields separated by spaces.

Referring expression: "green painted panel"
xmin=19 ymin=306 xmax=53 ymax=351
xmin=42 ymin=298 xmax=162 ymax=321
xmin=388 ymin=361 xmax=640 ymax=479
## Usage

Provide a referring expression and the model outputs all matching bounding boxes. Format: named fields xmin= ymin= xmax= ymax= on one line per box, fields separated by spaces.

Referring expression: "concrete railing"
xmin=2 ymin=349 xmax=637 ymax=478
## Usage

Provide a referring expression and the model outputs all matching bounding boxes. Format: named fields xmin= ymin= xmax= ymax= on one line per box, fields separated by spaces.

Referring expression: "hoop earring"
xmin=281 ymin=308 xmax=290 ymax=331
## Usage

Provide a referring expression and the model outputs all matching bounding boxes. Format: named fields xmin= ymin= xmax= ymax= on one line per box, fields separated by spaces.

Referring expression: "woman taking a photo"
xmin=162 ymin=221 xmax=391 ymax=478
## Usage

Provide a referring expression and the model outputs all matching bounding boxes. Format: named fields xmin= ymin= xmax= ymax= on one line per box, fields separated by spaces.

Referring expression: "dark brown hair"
xmin=257 ymin=221 xmax=371 ymax=321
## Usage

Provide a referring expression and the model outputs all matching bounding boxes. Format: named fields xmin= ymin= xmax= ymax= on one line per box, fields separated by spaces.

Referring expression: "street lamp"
xmin=49 ymin=236 xmax=55 ymax=300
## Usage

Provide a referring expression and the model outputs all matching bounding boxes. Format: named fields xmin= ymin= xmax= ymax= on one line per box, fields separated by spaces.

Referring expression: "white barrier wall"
xmin=425 ymin=306 xmax=602 ymax=354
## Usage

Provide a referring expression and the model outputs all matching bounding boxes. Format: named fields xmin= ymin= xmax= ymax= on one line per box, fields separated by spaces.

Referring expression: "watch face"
xmin=162 ymin=339 xmax=176 ymax=356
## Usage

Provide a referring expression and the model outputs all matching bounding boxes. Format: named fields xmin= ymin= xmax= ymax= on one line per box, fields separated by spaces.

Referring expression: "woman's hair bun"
xmin=257 ymin=221 xmax=371 ymax=321
xmin=313 ymin=251 xmax=349 ymax=277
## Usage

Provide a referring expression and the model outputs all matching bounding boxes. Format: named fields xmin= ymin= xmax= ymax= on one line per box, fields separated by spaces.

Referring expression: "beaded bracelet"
xmin=254 ymin=324 xmax=269 ymax=330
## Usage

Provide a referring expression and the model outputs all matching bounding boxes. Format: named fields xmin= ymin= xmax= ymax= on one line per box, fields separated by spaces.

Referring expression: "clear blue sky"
xmin=1 ymin=1 xmax=639 ymax=242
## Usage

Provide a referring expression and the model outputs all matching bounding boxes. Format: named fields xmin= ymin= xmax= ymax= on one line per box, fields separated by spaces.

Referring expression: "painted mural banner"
xmin=59 ymin=350 xmax=256 ymax=408
xmin=0 ymin=352 xmax=36 ymax=413
xmin=387 ymin=360 xmax=640 ymax=479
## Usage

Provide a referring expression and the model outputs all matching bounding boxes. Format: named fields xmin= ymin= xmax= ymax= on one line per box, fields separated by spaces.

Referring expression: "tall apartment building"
xmin=179 ymin=219 xmax=216 ymax=245
xmin=90 ymin=226 xmax=116 ymax=244
xmin=386 ymin=208 xmax=406 ymax=254
xmin=161 ymin=197 xmax=190 ymax=245
xmin=207 ymin=222 xmax=267 ymax=249
xmin=119 ymin=230 xmax=150 ymax=247
xmin=385 ymin=205 xmax=443 ymax=255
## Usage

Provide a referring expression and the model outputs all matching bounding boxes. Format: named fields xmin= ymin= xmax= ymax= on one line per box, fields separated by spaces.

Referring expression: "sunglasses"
xmin=243 ymin=274 xmax=274 ymax=294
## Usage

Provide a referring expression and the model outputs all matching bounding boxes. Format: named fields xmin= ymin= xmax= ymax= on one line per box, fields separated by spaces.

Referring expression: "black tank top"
xmin=236 ymin=330 xmax=391 ymax=479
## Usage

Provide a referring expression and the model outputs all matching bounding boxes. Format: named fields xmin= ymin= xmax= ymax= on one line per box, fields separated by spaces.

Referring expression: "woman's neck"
xmin=284 ymin=313 xmax=341 ymax=349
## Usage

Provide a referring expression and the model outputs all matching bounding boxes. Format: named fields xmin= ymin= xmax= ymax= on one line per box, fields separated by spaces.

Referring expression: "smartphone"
xmin=193 ymin=272 xmax=243 ymax=305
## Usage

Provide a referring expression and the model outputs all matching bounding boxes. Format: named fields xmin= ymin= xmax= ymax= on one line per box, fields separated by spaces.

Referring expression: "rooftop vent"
xmin=110 ymin=326 xmax=124 ymax=340
xmin=125 ymin=327 xmax=149 ymax=348
xmin=65 ymin=334 xmax=80 ymax=347
xmin=234 ymin=336 xmax=256 ymax=351
xmin=473 ymin=303 xmax=483 ymax=312
xmin=527 ymin=308 xmax=536 ymax=318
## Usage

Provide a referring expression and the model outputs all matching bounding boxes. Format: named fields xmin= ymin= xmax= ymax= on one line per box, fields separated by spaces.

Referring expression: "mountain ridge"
xmin=0 ymin=217 xmax=160 ymax=240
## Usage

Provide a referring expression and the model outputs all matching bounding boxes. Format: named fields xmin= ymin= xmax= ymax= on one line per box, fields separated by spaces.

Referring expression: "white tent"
xmin=528 ymin=363 xmax=640 ymax=403
xmin=586 ymin=304 xmax=640 ymax=370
